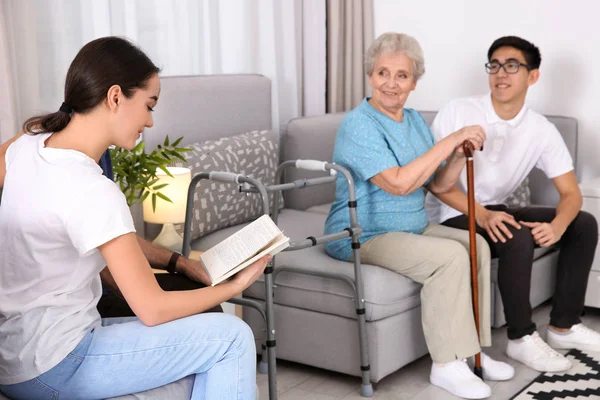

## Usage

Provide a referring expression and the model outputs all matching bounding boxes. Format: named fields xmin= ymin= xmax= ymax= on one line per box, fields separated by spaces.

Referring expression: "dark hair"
xmin=487 ymin=36 xmax=542 ymax=70
xmin=24 ymin=36 xmax=160 ymax=134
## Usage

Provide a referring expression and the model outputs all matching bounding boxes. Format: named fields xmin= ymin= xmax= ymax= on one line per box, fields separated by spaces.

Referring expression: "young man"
xmin=426 ymin=36 xmax=599 ymax=373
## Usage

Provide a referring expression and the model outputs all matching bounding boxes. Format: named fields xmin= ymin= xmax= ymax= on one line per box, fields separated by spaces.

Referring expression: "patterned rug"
xmin=511 ymin=349 xmax=600 ymax=399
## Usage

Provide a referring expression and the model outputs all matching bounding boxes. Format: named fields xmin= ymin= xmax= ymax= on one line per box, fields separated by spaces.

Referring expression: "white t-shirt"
xmin=425 ymin=94 xmax=574 ymax=224
xmin=0 ymin=133 xmax=135 ymax=385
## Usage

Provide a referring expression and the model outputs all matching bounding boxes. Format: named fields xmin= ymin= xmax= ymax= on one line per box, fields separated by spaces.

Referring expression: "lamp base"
xmin=152 ymin=223 xmax=183 ymax=252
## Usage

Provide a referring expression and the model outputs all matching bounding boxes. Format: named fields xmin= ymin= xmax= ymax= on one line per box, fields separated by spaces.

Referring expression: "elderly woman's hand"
xmin=452 ymin=125 xmax=486 ymax=154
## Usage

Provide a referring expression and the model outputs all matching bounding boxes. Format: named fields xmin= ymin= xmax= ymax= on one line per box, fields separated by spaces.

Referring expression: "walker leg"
xmin=259 ymin=344 xmax=269 ymax=374
xmin=263 ymin=262 xmax=278 ymax=399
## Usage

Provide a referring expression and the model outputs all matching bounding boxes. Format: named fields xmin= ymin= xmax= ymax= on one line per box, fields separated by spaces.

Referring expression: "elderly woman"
xmin=324 ymin=33 xmax=513 ymax=399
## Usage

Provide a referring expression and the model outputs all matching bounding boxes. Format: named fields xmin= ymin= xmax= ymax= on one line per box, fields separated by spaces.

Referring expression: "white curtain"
xmin=301 ymin=0 xmax=326 ymax=117
xmin=0 ymin=2 xmax=17 ymax=142
xmin=326 ymin=0 xmax=374 ymax=113
xmin=2 ymin=0 xmax=325 ymax=137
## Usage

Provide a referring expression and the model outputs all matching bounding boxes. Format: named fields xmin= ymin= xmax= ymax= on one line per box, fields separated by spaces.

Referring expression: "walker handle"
xmin=295 ymin=160 xmax=336 ymax=176
xmin=208 ymin=171 xmax=241 ymax=183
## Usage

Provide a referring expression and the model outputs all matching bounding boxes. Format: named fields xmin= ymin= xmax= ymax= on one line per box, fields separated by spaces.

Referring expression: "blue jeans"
xmin=0 ymin=314 xmax=257 ymax=399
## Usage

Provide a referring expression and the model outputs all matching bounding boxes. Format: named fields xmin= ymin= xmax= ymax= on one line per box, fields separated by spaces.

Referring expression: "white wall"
xmin=374 ymin=0 xmax=600 ymax=182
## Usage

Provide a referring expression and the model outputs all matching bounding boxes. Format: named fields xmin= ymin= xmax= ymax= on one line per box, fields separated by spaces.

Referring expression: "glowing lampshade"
xmin=142 ymin=167 xmax=191 ymax=251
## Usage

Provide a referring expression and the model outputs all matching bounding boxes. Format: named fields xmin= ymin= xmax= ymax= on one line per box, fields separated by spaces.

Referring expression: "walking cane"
xmin=463 ymin=141 xmax=483 ymax=379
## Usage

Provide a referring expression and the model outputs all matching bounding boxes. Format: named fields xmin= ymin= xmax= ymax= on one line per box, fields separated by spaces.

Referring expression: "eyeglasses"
xmin=485 ymin=61 xmax=532 ymax=74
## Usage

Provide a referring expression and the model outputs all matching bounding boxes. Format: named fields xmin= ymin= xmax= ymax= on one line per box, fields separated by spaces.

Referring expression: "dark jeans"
xmin=97 ymin=273 xmax=223 ymax=317
xmin=443 ymin=205 xmax=598 ymax=340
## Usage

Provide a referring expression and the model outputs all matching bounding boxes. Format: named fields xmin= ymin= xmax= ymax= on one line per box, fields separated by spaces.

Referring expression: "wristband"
xmin=167 ymin=252 xmax=182 ymax=275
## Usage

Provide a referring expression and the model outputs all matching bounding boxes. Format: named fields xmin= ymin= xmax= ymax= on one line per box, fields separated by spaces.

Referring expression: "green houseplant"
xmin=110 ymin=136 xmax=191 ymax=212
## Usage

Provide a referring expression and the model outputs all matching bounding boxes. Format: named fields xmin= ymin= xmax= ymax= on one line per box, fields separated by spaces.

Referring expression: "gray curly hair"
xmin=364 ymin=32 xmax=425 ymax=81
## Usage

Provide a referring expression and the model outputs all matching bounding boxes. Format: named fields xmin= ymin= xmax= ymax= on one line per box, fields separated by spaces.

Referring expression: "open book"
xmin=200 ymin=215 xmax=290 ymax=286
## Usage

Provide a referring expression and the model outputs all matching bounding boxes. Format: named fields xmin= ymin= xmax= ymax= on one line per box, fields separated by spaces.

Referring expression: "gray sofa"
xmin=240 ymin=110 xmax=577 ymax=384
xmin=274 ymin=111 xmax=578 ymax=332
xmin=140 ymin=74 xmax=579 ymax=387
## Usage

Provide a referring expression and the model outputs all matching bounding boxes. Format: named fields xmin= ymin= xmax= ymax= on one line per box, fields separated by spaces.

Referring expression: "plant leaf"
xmin=156 ymin=192 xmax=173 ymax=203
xmin=147 ymin=178 xmax=160 ymax=187
xmin=158 ymin=165 xmax=172 ymax=176
xmin=132 ymin=141 xmax=145 ymax=153
xmin=172 ymin=152 xmax=187 ymax=162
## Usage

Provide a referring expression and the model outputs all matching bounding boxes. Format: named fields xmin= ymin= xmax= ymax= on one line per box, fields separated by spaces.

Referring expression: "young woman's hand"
xmin=229 ymin=255 xmax=272 ymax=291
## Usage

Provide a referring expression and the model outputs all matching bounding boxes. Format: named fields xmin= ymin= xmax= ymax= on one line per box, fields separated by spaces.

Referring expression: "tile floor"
xmin=257 ymin=303 xmax=600 ymax=400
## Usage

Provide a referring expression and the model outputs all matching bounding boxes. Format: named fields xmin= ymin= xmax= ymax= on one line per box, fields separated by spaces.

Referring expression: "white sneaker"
xmin=506 ymin=331 xmax=572 ymax=372
xmin=547 ymin=323 xmax=600 ymax=352
xmin=467 ymin=352 xmax=515 ymax=381
xmin=430 ymin=359 xmax=492 ymax=399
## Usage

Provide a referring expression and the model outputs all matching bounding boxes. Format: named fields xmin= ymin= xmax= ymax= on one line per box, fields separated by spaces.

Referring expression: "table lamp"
xmin=142 ymin=166 xmax=192 ymax=252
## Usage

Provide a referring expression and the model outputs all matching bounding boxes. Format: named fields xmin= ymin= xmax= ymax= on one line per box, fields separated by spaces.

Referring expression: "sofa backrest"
xmin=529 ymin=116 xmax=578 ymax=205
xmin=281 ymin=112 xmax=346 ymax=210
xmin=283 ymin=110 xmax=578 ymax=210
xmin=145 ymin=74 xmax=272 ymax=151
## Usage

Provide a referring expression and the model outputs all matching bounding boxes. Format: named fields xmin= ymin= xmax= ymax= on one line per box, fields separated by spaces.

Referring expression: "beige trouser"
xmin=357 ymin=223 xmax=491 ymax=363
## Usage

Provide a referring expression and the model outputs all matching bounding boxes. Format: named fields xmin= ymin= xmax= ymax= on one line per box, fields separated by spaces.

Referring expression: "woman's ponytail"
xmin=23 ymin=105 xmax=72 ymax=135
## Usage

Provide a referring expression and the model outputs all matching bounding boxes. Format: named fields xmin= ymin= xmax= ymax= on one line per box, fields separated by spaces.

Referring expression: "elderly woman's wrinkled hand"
xmin=453 ymin=125 xmax=486 ymax=154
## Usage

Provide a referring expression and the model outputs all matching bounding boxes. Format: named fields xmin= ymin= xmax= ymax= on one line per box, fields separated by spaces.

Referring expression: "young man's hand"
xmin=520 ymin=221 xmax=564 ymax=247
xmin=178 ymin=257 xmax=212 ymax=286
xmin=476 ymin=208 xmax=521 ymax=243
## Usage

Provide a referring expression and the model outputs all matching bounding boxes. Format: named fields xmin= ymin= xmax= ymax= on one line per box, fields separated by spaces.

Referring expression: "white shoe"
xmin=467 ymin=352 xmax=515 ymax=381
xmin=506 ymin=331 xmax=572 ymax=372
xmin=547 ymin=323 xmax=600 ymax=352
xmin=430 ymin=359 xmax=492 ymax=399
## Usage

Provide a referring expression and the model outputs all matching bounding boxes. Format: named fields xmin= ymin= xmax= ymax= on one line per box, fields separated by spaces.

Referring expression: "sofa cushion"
xmin=191 ymin=209 xmax=422 ymax=322
xmin=505 ymin=177 xmax=531 ymax=208
xmin=173 ymin=130 xmax=279 ymax=240
xmin=304 ymin=203 xmax=331 ymax=214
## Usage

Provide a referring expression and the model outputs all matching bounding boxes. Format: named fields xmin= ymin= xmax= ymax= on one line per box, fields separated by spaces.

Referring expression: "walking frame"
xmin=181 ymin=161 xmax=373 ymax=399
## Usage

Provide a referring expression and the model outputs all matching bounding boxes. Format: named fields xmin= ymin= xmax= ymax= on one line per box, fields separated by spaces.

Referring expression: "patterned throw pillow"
xmin=172 ymin=130 xmax=280 ymax=241
xmin=504 ymin=177 xmax=531 ymax=208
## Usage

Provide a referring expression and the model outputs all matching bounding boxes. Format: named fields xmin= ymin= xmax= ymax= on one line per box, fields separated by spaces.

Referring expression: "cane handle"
xmin=463 ymin=141 xmax=475 ymax=158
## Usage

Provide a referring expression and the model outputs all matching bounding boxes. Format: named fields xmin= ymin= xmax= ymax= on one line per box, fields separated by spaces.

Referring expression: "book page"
xmin=210 ymin=235 xmax=290 ymax=286
xmin=200 ymin=215 xmax=284 ymax=280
